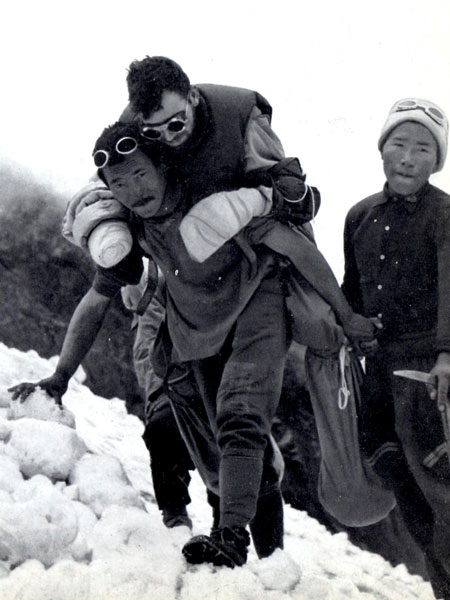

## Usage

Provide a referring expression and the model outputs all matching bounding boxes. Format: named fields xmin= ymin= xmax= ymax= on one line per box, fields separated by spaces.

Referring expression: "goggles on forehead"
xmin=93 ymin=136 xmax=138 ymax=168
xmin=140 ymin=100 xmax=189 ymax=140
xmin=393 ymin=99 xmax=446 ymax=127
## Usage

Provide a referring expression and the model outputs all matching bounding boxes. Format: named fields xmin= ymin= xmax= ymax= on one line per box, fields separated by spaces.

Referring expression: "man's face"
xmin=103 ymin=150 xmax=166 ymax=219
xmin=382 ymin=121 xmax=438 ymax=196
xmin=140 ymin=89 xmax=198 ymax=148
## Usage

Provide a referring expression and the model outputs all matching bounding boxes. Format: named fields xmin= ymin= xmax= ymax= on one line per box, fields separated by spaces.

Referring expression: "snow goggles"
xmin=140 ymin=101 xmax=189 ymax=140
xmin=93 ymin=136 xmax=138 ymax=168
xmin=392 ymin=99 xmax=446 ymax=126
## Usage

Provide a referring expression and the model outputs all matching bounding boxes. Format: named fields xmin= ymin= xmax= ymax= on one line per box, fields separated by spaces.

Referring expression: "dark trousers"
xmin=361 ymin=346 xmax=450 ymax=599
xmin=142 ymin=392 xmax=194 ymax=511
xmin=165 ymin=362 xmax=285 ymax=557
xmin=191 ymin=273 xmax=290 ymax=529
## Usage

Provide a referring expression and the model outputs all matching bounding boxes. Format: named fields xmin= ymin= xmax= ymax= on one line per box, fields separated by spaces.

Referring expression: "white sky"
xmin=0 ymin=0 xmax=449 ymax=276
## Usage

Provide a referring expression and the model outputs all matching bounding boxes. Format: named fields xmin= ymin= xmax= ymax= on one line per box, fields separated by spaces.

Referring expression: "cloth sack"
xmin=288 ymin=277 xmax=395 ymax=526
xmin=305 ymin=346 xmax=396 ymax=527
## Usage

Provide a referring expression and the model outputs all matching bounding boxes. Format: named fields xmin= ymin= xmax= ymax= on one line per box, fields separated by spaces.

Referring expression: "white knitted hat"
xmin=378 ymin=98 xmax=448 ymax=172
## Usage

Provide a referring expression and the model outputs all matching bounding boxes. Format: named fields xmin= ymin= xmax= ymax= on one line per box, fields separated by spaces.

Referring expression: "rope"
xmin=338 ymin=345 xmax=351 ymax=410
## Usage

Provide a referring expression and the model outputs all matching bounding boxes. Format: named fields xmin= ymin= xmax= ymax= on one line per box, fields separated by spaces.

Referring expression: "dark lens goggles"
xmin=141 ymin=118 xmax=187 ymax=140
xmin=93 ymin=136 xmax=138 ymax=168
xmin=140 ymin=100 xmax=189 ymax=140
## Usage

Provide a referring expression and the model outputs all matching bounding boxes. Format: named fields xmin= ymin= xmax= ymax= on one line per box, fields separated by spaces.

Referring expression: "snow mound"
xmin=7 ymin=388 xmax=76 ymax=428
xmin=69 ymin=453 xmax=144 ymax=517
xmin=4 ymin=418 xmax=87 ymax=480
xmin=0 ymin=476 xmax=78 ymax=567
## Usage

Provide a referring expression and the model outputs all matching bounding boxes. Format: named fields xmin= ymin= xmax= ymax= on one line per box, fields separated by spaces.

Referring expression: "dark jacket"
xmin=342 ymin=183 xmax=450 ymax=354
xmin=161 ymin=84 xmax=272 ymax=200
xmin=95 ymin=85 xmax=282 ymax=361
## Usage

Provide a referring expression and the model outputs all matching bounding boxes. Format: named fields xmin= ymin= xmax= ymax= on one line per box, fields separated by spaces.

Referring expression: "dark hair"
xmin=92 ymin=121 xmax=161 ymax=169
xmin=126 ymin=56 xmax=191 ymax=118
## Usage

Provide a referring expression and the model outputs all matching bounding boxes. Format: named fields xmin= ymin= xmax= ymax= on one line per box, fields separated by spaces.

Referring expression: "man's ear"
xmin=432 ymin=156 xmax=439 ymax=174
xmin=188 ymin=86 xmax=200 ymax=107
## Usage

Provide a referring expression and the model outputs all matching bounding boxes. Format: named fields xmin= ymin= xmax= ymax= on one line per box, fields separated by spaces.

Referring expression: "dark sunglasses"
xmin=140 ymin=100 xmax=189 ymax=140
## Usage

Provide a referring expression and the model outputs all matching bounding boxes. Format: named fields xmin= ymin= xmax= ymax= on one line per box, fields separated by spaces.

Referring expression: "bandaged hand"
xmin=179 ymin=186 xmax=272 ymax=262
xmin=62 ymin=181 xmax=115 ymax=243
xmin=66 ymin=192 xmax=131 ymax=267
xmin=87 ymin=221 xmax=133 ymax=268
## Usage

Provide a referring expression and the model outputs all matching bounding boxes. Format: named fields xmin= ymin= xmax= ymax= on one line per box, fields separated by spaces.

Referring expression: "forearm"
xmin=244 ymin=106 xmax=285 ymax=172
xmin=56 ymin=288 xmax=111 ymax=379
xmin=259 ymin=222 xmax=354 ymax=323
xmin=179 ymin=186 xmax=272 ymax=262
xmin=244 ymin=108 xmax=320 ymax=222
xmin=292 ymin=242 xmax=354 ymax=324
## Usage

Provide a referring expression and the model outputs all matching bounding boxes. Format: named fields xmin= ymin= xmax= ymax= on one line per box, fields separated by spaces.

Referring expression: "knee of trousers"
xmin=216 ymin=411 xmax=271 ymax=453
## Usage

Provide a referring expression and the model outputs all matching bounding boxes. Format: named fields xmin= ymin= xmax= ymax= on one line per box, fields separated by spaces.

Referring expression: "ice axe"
xmin=394 ymin=369 xmax=450 ymax=463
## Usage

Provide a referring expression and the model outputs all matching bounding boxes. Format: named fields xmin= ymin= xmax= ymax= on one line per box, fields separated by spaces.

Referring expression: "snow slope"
xmin=0 ymin=342 xmax=436 ymax=600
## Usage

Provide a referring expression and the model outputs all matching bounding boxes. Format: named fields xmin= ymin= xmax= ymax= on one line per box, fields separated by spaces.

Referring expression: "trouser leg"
xmin=378 ymin=453 xmax=449 ymax=600
xmin=142 ymin=392 xmax=194 ymax=511
xmin=194 ymin=274 xmax=289 ymax=532
xmin=207 ymin=483 xmax=283 ymax=558
xmin=250 ymin=487 xmax=284 ymax=558
xmin=367 ymin=349 xmax=450 ymax=599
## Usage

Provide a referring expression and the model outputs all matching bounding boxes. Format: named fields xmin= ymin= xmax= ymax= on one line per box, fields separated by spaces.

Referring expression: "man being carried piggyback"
xmin=342 ymin=98 xmax=450 ymax=600
xmin=13 ymin=56 xmax=377 ymax=571
xmin=64 ymin=55 xmax=319 ymax=242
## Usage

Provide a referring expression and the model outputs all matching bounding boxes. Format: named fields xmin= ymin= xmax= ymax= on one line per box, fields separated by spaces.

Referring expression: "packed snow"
xmin=0 ymin=342 xmax=436 ymax=600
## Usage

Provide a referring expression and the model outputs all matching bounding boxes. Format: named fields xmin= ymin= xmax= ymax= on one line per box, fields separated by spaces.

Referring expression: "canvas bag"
xmin=287 ymin=277 xmax=396 ymax=526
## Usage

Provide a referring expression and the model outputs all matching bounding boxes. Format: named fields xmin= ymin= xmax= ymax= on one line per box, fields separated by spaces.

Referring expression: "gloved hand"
xmin=62 ymin=181 xmax=115 ymax=244
xmin=269 ymin=158 xmax=321 ymax=225
xmin=344 ymin=315 xmax=382 ymax=357
xmin=8 ymin=372 xmax=69 ymax=406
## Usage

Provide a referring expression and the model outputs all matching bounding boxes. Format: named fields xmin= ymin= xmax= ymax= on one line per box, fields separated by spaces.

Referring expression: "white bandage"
xmin=88 ymin=220 xmax=133 ymax=268
xmin=179 ymin=186 xmax=272 ymax=262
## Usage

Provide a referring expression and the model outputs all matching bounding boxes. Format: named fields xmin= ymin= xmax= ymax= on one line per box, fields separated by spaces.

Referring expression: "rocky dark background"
xmin=0 ymin=166 xmax=426 ymax=579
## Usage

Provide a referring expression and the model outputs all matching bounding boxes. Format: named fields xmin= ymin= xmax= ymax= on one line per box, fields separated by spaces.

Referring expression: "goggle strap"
xmin=395 ymin=101 xmax=445 ymax=125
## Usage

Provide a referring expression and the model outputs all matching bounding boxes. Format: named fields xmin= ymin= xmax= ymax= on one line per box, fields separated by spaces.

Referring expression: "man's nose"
xmin=401 ymin=149 xmax=414 ymax=167
xmin=162 ymin=128 xmax=180 ymax=144
xmin=130 ymin=179 xmax=144 ymax=198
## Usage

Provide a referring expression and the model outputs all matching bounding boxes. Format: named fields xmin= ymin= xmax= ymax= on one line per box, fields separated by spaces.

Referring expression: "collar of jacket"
xmin=371 ymin=182 xmax=431 ymax=210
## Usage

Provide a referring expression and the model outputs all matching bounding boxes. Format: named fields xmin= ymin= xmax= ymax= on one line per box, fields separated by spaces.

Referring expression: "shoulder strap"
xmin=131 ymin=217 xmax=159 ymax=316
xmin=136 ymin=259 xmax=159 ymax=316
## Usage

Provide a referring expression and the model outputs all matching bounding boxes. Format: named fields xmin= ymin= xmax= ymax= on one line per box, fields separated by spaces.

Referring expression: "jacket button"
xmin=377 ymin=284 xmax=383 ymax=290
